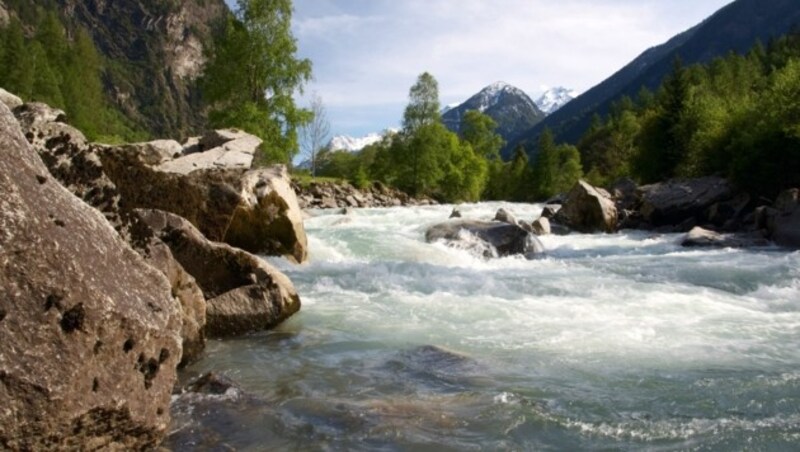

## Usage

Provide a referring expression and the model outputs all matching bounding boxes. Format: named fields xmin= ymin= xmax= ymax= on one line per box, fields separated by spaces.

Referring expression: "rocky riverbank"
xmin=0 ymin=89 xmax=305 ymax=449
xmin=524 ymin=177 xmax=799 ymax=250
xmin=293 ymin=180 xmax=438 ymax=210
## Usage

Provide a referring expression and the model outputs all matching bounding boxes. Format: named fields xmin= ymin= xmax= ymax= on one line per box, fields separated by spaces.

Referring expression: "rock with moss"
xmin=138 ymin=209 xmax=301 ymax=337
xmin=0 ymin=101 xmax=182 ymax=450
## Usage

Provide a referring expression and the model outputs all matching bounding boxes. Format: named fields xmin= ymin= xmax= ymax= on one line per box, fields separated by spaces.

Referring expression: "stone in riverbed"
xmin=425 ymin=220 xmax=544 ymax=259
xmin=554 ymin=180 xmax=618 ymax=233
xmin=680 ymin=226 xmax=769 ymax=248
xmin=532 ymin=217 xmax=551 ymax=236
xmin=138 ymin=209 xmax=301 ymax=337
xmin=0 ymin=102 xmax=182 ymax=450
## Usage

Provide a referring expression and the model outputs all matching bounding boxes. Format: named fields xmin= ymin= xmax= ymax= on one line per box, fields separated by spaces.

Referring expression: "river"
xmin=168 ymin=202 xmax=800 ymax=450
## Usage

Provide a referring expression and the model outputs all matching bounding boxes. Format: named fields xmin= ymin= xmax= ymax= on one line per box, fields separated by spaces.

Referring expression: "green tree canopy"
xmin=402 ymin=72 xmax=441 ymax=134
xmin=203 ymin=0 xmax=312 ymax=164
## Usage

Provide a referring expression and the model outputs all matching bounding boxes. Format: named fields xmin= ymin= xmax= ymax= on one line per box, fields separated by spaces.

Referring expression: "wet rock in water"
xmin=681 ymin=227 xmax=769 ymax=248
xmin=554 ymin=180 xmax=618 ymax=233
xmin=183 ymin=372 xmax=242 ymax=396
xmin=541 ymin=204 xmax=561 ymax=219
xmin=532 ymin=216 xmax=551 ymax=236
xmin=761 ymin=188 xmax=800 ymax=249
xmin=0 ymin=101 xmax=181 ymax=450
xmin=637 ymin=177 xmax=733 ymax=228
xmin=494 ymin=208 xmax=519 ymax=226
xmin=449 ymin=207 xmax=462 ymax=219
xmin=138 ymin=209 xmax=301 ymax=337
xmin=425 ymin=220 xmax=544 ymax=259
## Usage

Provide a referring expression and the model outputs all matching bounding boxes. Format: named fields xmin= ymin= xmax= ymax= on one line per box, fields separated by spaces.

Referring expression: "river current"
xmin=169 ymin=202 xmax=800 ymax=451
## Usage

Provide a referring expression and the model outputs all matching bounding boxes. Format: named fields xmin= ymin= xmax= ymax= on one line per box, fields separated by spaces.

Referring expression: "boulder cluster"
xmin=294 ymin=180 xmax=437 ymax=209
xmin=528 ymin=176 xmax=800 ymax=249
xmin=0 ymin=89 xmax=305 ymax=449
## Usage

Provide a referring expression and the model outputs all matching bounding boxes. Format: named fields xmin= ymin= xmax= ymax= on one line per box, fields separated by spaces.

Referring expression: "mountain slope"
xmin=443 ymin=82 xmax=545 ymax=152
xmin=513 ymin=0 xmax=800 ymax=154
xmin=3 ymin=0 xmax=228 ymax=139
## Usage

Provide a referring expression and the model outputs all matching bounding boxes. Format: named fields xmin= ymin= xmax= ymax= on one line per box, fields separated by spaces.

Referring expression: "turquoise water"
xmin=169 ymin=203 xmax=800 ymax=451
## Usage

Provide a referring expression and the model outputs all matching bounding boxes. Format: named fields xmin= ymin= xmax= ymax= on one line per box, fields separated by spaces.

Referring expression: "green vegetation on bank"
xmin=578 ymin=34 xmax=800 ymax=198
xmin=202 ymin=0 xmax=312 ymax=165
xmin=0 ymin=12 xmax=145 ymax=143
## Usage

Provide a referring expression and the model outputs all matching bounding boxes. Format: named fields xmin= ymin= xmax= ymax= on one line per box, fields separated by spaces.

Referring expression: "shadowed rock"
xmin=637 ymin=177 xmax=733 ymax=229
xmin=138 ymin=209 xmax=301 ymax=337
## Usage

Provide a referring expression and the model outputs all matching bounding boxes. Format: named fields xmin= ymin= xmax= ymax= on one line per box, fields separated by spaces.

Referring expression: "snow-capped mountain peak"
xmin=535 ymin=87 xmax=577 ymax=115
xmin=328 ymin=133 xmax=383 ymax=153
xmin=327 ymin=128 xmax=399 ymax=153
xmin=472 ymin=81 xmax=531 ymax=113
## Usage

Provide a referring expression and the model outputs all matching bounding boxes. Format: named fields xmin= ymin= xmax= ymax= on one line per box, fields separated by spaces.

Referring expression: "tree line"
xmin=578 ymin=34 xmax=800 ymax=199
xmin=0 ymin=12 xmax=144 ymax=143
xmin=309 ymin=72 xmax=583 ymax=203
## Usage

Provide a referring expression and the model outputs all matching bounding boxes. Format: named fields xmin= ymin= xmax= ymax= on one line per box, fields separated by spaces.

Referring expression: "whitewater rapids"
xmin=169 ymin=202 xmax=800 ymax=450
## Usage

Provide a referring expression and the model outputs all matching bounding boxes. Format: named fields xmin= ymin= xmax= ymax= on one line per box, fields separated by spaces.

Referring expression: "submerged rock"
xmin=681 ymin=227 xmax=769 ymax=248
xmin=425 ymin=220 xmax=544 ymax=259
xmin=138 ymin=209 xmax=301 ymax=337
xmin=0 ymin=102 xmax=182 ymax=449
xmin=554 ymin=180 xmax=618 ymax=233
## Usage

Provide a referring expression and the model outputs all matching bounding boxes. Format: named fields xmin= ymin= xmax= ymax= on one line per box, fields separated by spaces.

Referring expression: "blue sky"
xmin=226 ymin=0 xmax=734 ymax=138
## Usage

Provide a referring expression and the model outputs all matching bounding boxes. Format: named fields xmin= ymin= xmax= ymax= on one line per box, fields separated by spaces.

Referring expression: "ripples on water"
xmin=169 ymin=203 xmax=800 ymax=451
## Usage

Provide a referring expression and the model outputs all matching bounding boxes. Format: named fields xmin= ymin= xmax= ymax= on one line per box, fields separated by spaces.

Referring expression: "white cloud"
xmin=292 ymin=0 xmax=733 ymax=136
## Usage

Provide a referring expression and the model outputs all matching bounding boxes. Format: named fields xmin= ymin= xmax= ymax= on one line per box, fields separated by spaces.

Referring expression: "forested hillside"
xmin=514 ymin=0 xmax=800 ymax=153
xmin=578 ymin=34 xmax=800 ymax=198
xmin=0 ymin=0 xmax=228 ymax=142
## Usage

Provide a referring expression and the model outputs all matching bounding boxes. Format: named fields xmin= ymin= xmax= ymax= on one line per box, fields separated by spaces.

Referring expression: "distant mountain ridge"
xmin=512 ymin=0 xmax=800 ymax=155
xmin=442 ymin=82 xmax=545 ymax=153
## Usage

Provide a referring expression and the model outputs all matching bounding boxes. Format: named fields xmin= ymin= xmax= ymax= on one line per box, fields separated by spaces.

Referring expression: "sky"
xmin=226 ymin=0 xmax=734 ymax=138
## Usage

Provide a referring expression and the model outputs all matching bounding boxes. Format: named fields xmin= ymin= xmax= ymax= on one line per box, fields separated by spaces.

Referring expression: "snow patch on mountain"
xmin=535 ymin=87 xmax=577 ymax=115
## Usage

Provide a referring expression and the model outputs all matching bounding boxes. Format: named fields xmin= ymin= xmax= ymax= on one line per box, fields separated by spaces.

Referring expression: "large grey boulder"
xmin=0 ymin=102 xmax=182 ymax=449
xmin=425 ymin=220 xmax=544 ymax=259
xmin=637 ymin=177 xmax=733 ymax=229
xmin=13 ymin=102 xmax=208 ymax=366
xmin=138 ymin=209 xmax=301 ymax=337
xmin=554 ymin=180 xmax=618 ymax=233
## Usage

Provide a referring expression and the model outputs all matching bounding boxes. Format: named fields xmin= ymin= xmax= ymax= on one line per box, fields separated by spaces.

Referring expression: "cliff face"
xmin=63 ymin=0 xmax=228 ymax=139
xmin=11 ymin=0 xmax=228 ymax=139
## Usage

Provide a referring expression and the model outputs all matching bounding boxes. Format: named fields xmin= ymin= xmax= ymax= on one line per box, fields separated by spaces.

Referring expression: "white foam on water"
xmin=235 ymin=202 xmax=800 ymax=449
